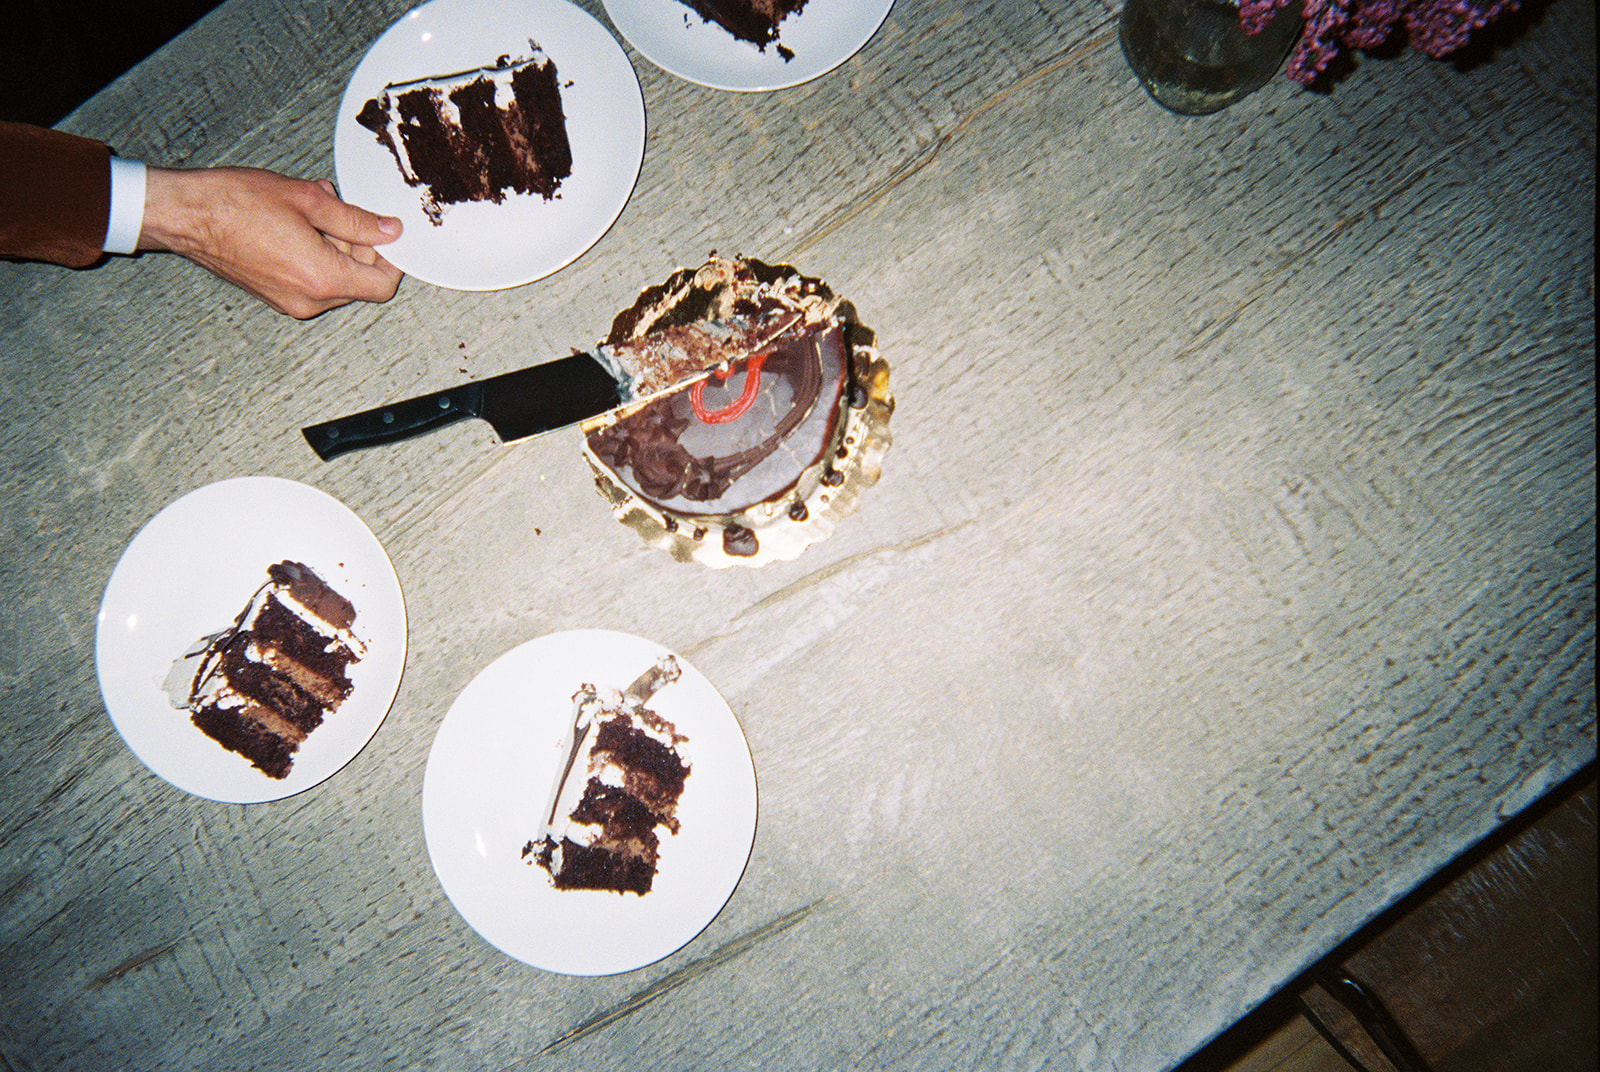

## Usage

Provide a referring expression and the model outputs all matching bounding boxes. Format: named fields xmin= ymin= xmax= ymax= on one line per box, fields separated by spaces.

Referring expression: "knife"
xmin=301 ymin=349 xmax=634 ymax=461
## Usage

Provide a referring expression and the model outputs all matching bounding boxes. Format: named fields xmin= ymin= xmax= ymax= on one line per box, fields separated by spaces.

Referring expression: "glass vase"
xmin=1119 ymin=0 xmax=1303 ymax=115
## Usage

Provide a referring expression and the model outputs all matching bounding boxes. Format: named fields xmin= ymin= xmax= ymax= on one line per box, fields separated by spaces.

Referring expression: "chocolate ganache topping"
xmin=580 ymin=254 xmax=892 ymax=568
xmin=587 ymin=318 xmax=840 ymax=510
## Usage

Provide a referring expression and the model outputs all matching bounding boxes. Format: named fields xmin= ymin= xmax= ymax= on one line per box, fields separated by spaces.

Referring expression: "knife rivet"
xmin=439 ymin=397 xmax=452 ymax=409
xmin=382 ymin=411 xmax=395 ymax=424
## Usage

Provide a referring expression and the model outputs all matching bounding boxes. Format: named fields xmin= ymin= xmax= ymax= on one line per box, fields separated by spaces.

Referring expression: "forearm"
xmin=137 ymin=167 xmax=218 ymax=256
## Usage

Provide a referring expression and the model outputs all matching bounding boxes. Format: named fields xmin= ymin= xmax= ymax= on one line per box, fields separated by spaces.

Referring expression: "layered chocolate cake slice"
xmin=167 ymin=562 xmax=364 ymax=780
xmin=355 ymin=42 xmax=572 ymax=224
xmin=523 ymin=657 xmax=690 ymax=895
xmin=581 ymin=255 xmax=893 ymax=567
xmin=675 ymin=0 xmax=808 ymax=55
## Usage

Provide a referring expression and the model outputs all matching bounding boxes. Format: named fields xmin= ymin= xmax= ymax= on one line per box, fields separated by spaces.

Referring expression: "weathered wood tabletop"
xmin=1 ymin=0 xmax=1593 ymax=1069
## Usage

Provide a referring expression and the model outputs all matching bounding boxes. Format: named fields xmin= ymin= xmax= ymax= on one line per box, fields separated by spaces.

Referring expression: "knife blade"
xmin=302 ymin=312 xmax=804 ymax=461
xmin=301 ymin=349 xmax=631 ymax=461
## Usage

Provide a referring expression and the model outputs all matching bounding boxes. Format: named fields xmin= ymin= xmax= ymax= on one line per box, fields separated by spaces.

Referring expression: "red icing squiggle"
xmin=691 ymin=350 xmax=771 ymax=424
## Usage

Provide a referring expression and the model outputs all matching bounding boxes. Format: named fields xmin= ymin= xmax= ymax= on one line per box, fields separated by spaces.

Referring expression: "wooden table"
xmin=1 ymin=1 xmax=1593 ymax=1068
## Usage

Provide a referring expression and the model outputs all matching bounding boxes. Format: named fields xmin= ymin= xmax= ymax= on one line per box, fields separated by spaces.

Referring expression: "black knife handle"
xmin=302 ymin=381 xmax=487 ymax=460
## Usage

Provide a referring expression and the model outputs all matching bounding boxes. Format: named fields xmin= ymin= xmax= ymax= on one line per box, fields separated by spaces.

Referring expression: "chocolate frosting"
xmin=587 ymin=319 xmax=844 ymax=514
xmin=581 ymin=255 xmax=893 ymax=568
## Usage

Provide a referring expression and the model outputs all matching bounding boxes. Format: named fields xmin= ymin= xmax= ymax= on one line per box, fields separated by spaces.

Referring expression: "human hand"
xmin=138 ymin=166 xmax=404 ymax=319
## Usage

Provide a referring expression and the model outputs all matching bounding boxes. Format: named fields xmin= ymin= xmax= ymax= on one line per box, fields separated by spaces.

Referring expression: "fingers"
xmin=271 ymin=257 xmax=402 ymax=319
xmin=300 ymin=180 xmax=403 ymax=247
xmin=146 ymin=166 xmax=406 ymax=319
xmin=333 ymin=253 xmax=405 ymax=306
xmin=274 ymin=249 xmax=401 ymax=319
xmin=298 ymin=178 xmax=404 ymax=311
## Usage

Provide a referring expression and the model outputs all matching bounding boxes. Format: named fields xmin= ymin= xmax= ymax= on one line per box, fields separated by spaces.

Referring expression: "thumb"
xmin=304 ymin=183 xmax=403 ymax=245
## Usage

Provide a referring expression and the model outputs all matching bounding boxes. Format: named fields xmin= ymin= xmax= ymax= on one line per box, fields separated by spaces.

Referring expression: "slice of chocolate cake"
xmin=167 ymin=561 xmax=365 ymax=780
xmin=581 ymin=255 xmax=894 ymax=567
xmin=523 ymin=656 xmax=690 ymax=895
xmin=675 ymin=0 xmax=808 ymax=55
xmin=355 ymin=42 xmax=572 ymax=224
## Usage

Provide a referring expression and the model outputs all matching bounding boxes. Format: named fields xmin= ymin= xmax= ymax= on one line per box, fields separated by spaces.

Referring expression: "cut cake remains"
xmin=580 ymin=254 xmax=894 ymax=567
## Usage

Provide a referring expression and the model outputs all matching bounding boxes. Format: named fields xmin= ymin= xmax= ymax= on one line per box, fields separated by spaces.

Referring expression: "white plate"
xmin=602 ymin=0 xmax=894 ymax=92
xmin=95 ymin=478 xmax=407 ymax=804
xmin=423 ymin=630 xmax=757 ymax=975
xmin=334 ymin=0 xmax=646 ymax=290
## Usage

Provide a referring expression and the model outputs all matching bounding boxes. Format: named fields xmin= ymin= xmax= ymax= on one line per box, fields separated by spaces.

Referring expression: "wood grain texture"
xmin=0 ymin=0 xmax=1593 ymax=1070
xmin=1299 ymin=774 xmax=1597 ymax=1072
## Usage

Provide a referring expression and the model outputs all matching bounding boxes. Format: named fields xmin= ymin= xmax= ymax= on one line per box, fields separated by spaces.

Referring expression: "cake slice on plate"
xmin=355 ymin=41 xmax=573 ymax=224
xmin=524 ymin=656 xmax=691 ymax=895
xmin=674 ymin=0 xmax=808 ymax=55
xmin=166 ymin=561 xmax=365 ymax=780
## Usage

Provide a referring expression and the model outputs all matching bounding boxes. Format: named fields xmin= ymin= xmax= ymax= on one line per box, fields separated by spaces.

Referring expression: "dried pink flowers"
xmin=1239 ymin=0 xmax=1522 ymax=83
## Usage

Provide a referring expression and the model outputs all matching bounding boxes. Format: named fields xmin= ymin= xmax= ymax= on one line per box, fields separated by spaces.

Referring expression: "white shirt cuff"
xmin=103 ymin=157 xmax=147 ymax=255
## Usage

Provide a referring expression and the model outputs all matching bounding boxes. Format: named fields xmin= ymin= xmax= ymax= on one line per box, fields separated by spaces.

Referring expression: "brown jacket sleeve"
xmin=0 ymin=121 xmax=113 ymax=268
